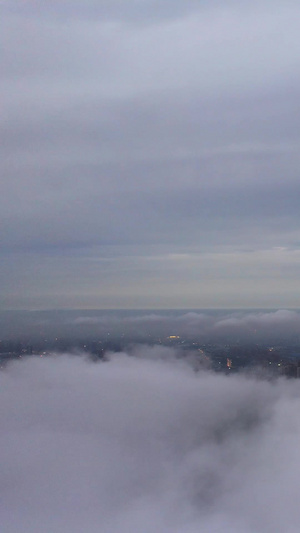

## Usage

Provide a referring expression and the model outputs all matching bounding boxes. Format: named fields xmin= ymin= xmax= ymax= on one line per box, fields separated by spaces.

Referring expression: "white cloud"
xmin=1 ymin=349 xmax=300 ymax=532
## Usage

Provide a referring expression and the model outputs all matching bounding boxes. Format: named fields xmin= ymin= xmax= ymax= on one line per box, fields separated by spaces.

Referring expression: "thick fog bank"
xmin=1 ymin=347 xmax=300 ymax=532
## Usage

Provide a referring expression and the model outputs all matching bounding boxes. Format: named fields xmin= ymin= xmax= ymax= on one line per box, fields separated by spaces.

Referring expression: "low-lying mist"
xmin=2 ymin=308 xmax=300 ymax=343
xmin=1 ymin=346 xmax=300 ymax=532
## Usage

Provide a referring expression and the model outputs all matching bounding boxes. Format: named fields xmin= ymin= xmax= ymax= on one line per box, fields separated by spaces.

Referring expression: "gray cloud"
xmin=1 ymin=350 xmax=300 ymax=532
xmin=2 ymin=0 xmax=300 ymax=307
xmin=3 ymin=0 xmax=202 ymax=24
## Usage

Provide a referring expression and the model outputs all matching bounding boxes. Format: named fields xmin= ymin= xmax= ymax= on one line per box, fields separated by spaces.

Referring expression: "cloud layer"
xmin=2 ymin=308 xmax=300 ymax=343
xmin=1 ymin=348 xmax=300 ymax=532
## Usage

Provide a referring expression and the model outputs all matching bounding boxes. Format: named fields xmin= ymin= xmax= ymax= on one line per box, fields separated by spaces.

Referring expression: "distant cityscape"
xmin=2 ymin=333 xmax=300 ymax=377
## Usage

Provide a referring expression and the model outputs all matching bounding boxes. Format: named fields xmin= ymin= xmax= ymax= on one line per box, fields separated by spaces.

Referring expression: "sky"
xmin=2 ymin=349 xmax=300 ymax=533
xmin=2 ymin=0 xmax=300 ymax=309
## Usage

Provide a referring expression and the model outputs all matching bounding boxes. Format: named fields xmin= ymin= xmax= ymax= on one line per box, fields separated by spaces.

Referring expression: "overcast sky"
xmin=2 ymin=0 xmax=300 ymax=309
